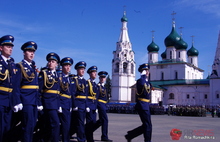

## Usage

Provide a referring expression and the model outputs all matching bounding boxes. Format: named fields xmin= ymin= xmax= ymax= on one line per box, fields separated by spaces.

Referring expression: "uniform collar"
xmin=24 ymin=59 xmax=32 ymax=66
xmin=1 ymin=55 xmax=9 ymax=63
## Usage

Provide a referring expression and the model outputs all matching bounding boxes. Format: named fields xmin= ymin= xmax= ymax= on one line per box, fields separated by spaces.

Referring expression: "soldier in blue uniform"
xmin=59 ymin=57 xmax=74 ymax=142
xmin=85 ymin=66 xmax=98 ymax=142
xmin=38 ymin=52 xmax=61 ymax=142
xmin=0 ymin=35 xmax=17 ymax=142
xmin=125 ymin=63 xmax=152 ymax=142
xmin=94 ymin=71 xmax=112 ymax=141
xmin=12 ymin=41 xmax=42 ymax=142
xmin=72 ymin=61 xmax=88 ymax=142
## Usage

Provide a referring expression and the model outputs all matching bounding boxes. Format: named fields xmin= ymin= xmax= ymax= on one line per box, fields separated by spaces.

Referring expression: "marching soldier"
xmin=72 ymin=61 xmax=88 ymax=142
xmin=12 ymin=41 xmax=41 ymax=142
xmin=125 ymin=63 xmax=152 ymax=142
xmin=38 ymin=52 xmax=61 ymax=142
xmin=94 ymin=71 xmax=112 ymax=141
xmin=0 ymin=35 xmax=17 ymax=142
xmin=59 ymin=57 xmax=74 ymax=142
xmin=85 ymin=66 xmax=98 ymax=142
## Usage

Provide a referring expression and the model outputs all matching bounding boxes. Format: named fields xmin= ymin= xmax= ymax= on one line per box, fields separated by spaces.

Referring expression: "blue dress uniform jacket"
xmin=135 ymin=74 xmax=152 ymax=111
xmin=13 ymin=60 xmax=39 ymax=105
xmin=38 ymin=70 xmax=60 ymax=109
xmin=59 ymin=73 xmax=74 ymax=109
xmin=13 ymin=60 xmax=39 ymax=142
xmin=97 ymin=83 xmax=108 ymax=110
xmin=0 ymin=56 xmax=15 ymax=107
xmin=87 ymin=79 xmax=98 ymax=110
xmin=0 ymin=56 xmax=16 ymax=142
xmin=72 ymin=76 xmax=88 ymax=110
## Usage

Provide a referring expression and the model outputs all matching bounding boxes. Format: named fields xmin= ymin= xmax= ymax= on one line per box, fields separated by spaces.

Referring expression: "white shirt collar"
xmin=1 ymin=55 xmax=9 ymax=63
xmin=24 ymin=60 xmax=32 ymax=66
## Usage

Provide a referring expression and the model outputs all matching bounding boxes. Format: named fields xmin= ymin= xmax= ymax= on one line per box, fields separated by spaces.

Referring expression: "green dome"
xmin=147 ymin=41 xmax=159 ymax=52
xmin=187 ymin=45 xmax=199 ymax=56
xmin=161 ymin=50 xmax=166 ymax=59
xmin=175 ymin=37 xmax=188 ymax=50
xmin=164 ymin=26 xmax=181 ymax=47
xmin=121 ymin=12 xmax=128 ymax=22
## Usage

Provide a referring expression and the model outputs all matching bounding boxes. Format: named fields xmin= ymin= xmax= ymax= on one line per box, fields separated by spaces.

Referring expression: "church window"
xmin=175 ymin=71 xmax=178 ymax=79
xmin=204 ymin=94 xmax=208 ymax=99
xmin=123 ymin=62 xmax=127 ymax=73
xmin=217 ymin=94 xmax=219 ymax=99
xmin=161 ymin=72 xmax=164 ymax=80
xmin=170 ymin=51 xmax=172 ymax=59
xmin=117 ymin=54 xmax=119 ymax=57
xmin=114 ymin=62 xmax=119 ymax=73
xmin=186 ymin=94 xmax=190 ymax=99
xmin=131 ymin=64 xmax=134 ymax=74
xmin=178 ymin=52 xmax=181 ymax=58
xmin=150 ymin=54 xmax=152 ymax=60
xmin=169 ymin=93 xmax=174 ymax=99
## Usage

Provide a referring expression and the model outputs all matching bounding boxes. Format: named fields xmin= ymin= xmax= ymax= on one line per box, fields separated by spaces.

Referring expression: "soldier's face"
xmin=99 ymin=77 xmax=106 ymax=83
xmin=47 ymin=60 xmax=58 ymax=70
xmin=145 ymin=69 xmax=150 ymax=77
xmin=24 ymin=50 xmax=35 ymax=62
xmin=89 ymin=71 xmax=97 ymax=80
xmin=77 ymin=68 xmax=85 ymax=77
xmin=0 ymin=45 xmax=13 ymax=58
xmin=62 ymin=64 xmax=71 ymax=74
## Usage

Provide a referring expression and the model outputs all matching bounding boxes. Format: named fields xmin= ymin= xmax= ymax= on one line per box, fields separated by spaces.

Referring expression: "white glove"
xmin=73 ymin=107 xmax=78 ymax=111
xmin=86 ymin=107 xmax=90 ymax=112
xmin=58 ymin=107 xmax=62 ymax=113
xmin=37 ymin=106 xmax=43 ymax=111
xmin=70 ymin=108 xmax=72 ymax=112
xmin=13 ymin=105 xmax=19 ymax=112
xmin=13 ymin=103 xmax=23 ymax=112
xmin=141 ymin=70 xmax=146 ymax=75
xmin=95 ymin=109 xmax=98 ymax=113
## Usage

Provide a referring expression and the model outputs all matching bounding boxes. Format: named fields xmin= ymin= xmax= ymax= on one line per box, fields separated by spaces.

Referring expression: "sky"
xmin=0 ymin=0 xmax=220 ymax=79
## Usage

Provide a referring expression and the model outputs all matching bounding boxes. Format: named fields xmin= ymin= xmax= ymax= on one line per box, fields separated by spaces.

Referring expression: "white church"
xmin=111 ymin=11 xmax=220 ymax=106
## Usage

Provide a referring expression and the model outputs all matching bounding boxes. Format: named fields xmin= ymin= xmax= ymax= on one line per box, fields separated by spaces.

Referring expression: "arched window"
xmin=131 ymin=63 xmax=134 ymax=74
xmin=169 ymin=93 xmax=174 ymax=99
xmin=175 ymin=71 xmax=178 ymax=80
xmin=186 ymin=94 xmax=190 ymax=99
xmin=114 ymin=62 xmax=119 ymax=73
xmin=204 ymin=94 xmax=208 ymax=99
xmin=123 ymin=62 xmax=127 ymax=73
xmin=217 ymin=94 xmax=219 ymax=99
xmin=170 ymin=51 xmax=172 ymax=59
xmin=161 ymin=72 xmax=164 ymax=80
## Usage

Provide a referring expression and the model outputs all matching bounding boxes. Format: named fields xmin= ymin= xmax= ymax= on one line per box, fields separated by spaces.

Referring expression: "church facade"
xmin=111 ymin=11 xmax=220 ymax=106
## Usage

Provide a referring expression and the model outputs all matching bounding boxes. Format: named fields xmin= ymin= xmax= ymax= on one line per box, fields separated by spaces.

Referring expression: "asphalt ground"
xmin=90 ymin=113 xmax=220 ymax=142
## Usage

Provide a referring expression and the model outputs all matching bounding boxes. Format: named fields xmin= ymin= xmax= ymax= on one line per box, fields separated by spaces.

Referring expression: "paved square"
xmin=93 ymin=113 xmax=219 ymax=142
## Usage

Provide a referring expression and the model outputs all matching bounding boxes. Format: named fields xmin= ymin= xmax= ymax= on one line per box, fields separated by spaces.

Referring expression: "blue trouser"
xmin=85 ymin=109 xmax=96 ymax=142
xmin=126 ymin=109 xmax=152 ymax=142
xmin=59 ymin=108 xmax=71 ymax=142
xmin=97 ymin=108 xmax=108 ymax=140
xmin=21 ymin=105 xmax=38 ymax=142
xmin=0 ymin=105 xmax=12 ymax=142
xmin=76 ymin=109 xmax=86 ymax=142
xmin=137 ymin=109 xmax=152 ymax=142
xmin=44 ymin=109 xmax=60 ymax=142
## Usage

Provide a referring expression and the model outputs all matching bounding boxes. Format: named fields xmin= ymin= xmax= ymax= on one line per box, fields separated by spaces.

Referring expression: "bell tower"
xmin=111 ymin=11 xmax=136 ymax=102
